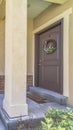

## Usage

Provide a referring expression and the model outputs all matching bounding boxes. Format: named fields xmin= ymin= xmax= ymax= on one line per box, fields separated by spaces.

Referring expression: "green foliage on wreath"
xmin=44 ymin=47 xmax=56 ymax=54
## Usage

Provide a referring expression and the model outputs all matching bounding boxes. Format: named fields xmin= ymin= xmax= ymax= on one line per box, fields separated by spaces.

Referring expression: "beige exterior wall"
xmin=0 ymin=20 xmax=5 ymax=75
xmin=27 ymin=18 xmax=33 ymax=75
xmin=33 ymin=0 xmax=73 ymax=104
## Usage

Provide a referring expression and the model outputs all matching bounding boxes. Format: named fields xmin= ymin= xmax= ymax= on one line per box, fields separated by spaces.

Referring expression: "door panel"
xmin=35 ymin=22 xmax=63 ymax=94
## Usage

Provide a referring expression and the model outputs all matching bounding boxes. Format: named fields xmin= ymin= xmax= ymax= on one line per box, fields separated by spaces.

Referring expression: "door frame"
xmin=33 ymin=8 xmax=72 ymax=97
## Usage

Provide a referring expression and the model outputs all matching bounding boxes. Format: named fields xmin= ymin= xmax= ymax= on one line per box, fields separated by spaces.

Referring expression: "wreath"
xmin=43 ymin=39 xmax=57 ymax=54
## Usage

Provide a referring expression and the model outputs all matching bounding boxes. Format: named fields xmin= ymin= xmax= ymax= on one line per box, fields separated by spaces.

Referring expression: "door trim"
xmin=33 ymin=8 xmax=72 ymax=97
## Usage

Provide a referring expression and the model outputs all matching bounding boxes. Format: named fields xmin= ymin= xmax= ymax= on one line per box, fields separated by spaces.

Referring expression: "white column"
xmin=3 ymin=0 xmax=28 ymax=117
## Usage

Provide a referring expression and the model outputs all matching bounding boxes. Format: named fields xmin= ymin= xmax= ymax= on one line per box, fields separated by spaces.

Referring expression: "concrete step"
xmin=29 ymin=86 xmax=68 ymax=105
xmin=0 ymin=119 xmax=5 ymax=130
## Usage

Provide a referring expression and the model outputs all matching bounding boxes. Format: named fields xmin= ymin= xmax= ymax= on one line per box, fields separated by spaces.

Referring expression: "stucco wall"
xmin=27 ymin=18 xmax=33 ymax=75
xmin=33 ymin=0 xmax=73 ymax=104
xmin=0 ymin=20 xmax=5 ymax=75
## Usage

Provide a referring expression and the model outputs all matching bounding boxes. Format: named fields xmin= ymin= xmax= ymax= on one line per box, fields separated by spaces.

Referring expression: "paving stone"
xmin=0 ymin=94 xmax=5 ymax=130
xmin=0 ymin=119 xmax=5 ymax=130
xmin=0 ymin=94 xmax=4 ymax=107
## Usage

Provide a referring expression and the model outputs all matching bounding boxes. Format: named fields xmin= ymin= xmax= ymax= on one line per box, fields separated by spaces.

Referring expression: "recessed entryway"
xmin=33 ymin=8 xmax=72 ymax=97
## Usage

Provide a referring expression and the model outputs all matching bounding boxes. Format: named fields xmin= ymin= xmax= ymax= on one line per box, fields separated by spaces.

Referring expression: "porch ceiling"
xmin=27 ymin=0 xmax=69 ymax=19
xmin=44 ymin=0 xmax=69 ymax=4
xmin=27 ymin=0 xmax=52 ymax=19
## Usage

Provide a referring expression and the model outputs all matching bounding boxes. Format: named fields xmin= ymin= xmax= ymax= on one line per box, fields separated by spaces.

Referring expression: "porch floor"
xmin=28 ymin=98 xmax=67 ymax=119
xmin=0 ymin=93 xmax=67 ymax=130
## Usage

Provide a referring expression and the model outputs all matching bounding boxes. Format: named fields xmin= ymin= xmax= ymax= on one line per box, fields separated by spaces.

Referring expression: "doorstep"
xmin=29 ymin=86 xmax=68 ymax=105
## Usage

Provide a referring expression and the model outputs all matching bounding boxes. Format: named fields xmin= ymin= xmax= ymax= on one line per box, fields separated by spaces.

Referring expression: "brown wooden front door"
xmin=35 ymin=21 xmax=63 ymax=94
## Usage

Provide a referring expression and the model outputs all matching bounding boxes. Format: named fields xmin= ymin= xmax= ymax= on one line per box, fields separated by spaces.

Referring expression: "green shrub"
xmin=41 ymin=108 xmax=73 ymax=130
